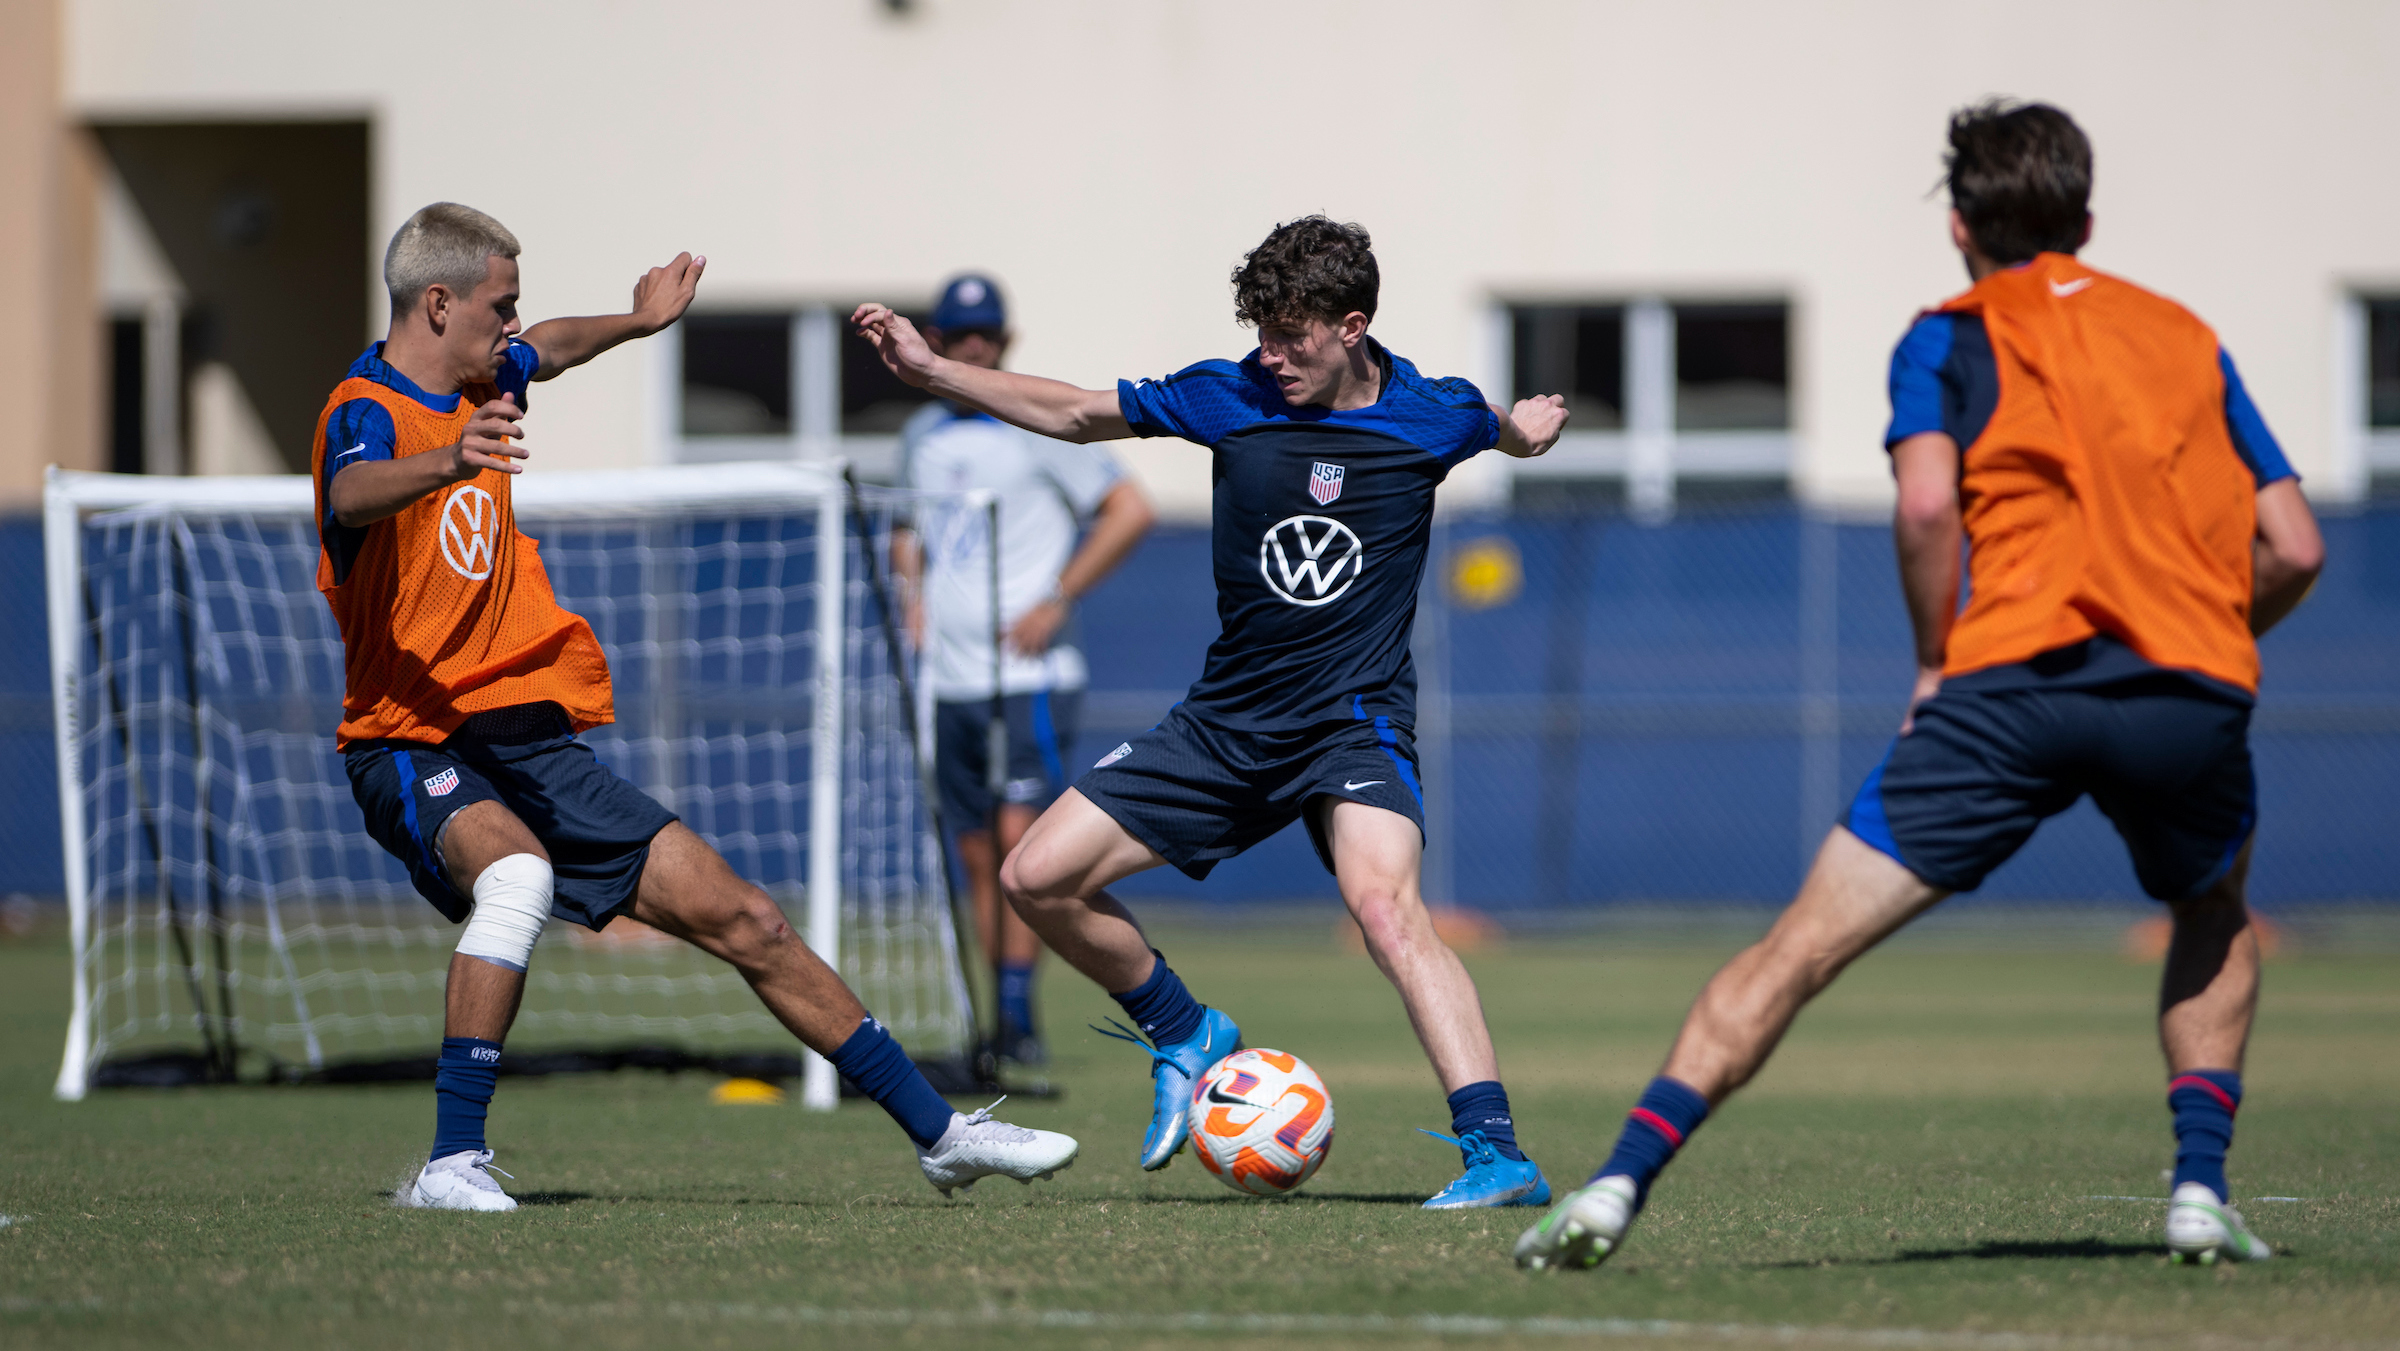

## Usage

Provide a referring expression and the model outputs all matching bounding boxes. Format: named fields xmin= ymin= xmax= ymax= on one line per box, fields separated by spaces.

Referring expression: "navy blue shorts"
xmin=1844 ymin=677 xmax=2255 ymax=901
xmin=1075 ymin=702 xmax=1426 ymax=881
xmin=935 ymin=690 xmax=1081 ymax=833
xmin=345 ymin=704 xmax=679 ymax=930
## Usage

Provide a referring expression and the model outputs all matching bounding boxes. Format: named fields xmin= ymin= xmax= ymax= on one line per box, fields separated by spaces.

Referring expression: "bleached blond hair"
xmin=383 ymin=202 xmax=520 ymax=312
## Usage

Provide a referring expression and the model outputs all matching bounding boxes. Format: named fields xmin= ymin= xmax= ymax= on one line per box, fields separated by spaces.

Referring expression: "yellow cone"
xmin=710 ymin=1077 xmax=786 ymax=1105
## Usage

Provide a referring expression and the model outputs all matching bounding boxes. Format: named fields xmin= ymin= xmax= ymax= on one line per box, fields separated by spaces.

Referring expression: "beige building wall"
xmin=50 ymin=0 xmax=2400 ymax=514
xmin=1 ymin=0 xmax=101 ymax=508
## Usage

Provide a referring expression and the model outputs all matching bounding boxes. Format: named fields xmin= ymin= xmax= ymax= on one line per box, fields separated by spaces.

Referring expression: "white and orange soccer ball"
xmin=1188 ymin=1048 xmax=1334 ymax=1196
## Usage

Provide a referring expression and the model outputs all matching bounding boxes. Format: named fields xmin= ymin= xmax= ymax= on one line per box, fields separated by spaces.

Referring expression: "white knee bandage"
xmin=457 ymin=853 xmax=553 ymax=972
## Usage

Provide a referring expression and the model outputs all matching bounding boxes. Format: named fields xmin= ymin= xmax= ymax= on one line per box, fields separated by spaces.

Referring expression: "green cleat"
xmin=2165 ymin=1182 xmax=2273 ymax=1264
xmin=1512 ymin=1175 xmax=1638 ymax=1271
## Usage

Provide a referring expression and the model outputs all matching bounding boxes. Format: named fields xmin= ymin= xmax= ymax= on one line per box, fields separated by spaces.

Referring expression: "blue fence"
xmin=6 ymin=502 xmax=2396 ymax=909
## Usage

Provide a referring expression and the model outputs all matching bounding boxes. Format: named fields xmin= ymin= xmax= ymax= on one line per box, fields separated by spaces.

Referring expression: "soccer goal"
xmin=44 ymin=462 xmax=977 ymax=1109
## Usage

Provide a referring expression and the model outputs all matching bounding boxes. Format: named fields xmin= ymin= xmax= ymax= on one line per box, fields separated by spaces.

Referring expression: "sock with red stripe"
xmin=2168 ymin=1069 xmax=2242 ymax=1201
xmin=1590 ymin=1076 xmax=1710 ymax=1207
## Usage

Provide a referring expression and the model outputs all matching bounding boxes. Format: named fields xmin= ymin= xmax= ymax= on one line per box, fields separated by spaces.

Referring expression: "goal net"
xmin=45 ymin=463 xmax=975 ymax=1107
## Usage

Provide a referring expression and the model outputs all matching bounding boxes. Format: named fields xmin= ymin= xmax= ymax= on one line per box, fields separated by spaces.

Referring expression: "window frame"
xmin=663 ymin=302 xmax=933 ymax=481
xmin=1492 ymin=294 xmax=1795 ymax=521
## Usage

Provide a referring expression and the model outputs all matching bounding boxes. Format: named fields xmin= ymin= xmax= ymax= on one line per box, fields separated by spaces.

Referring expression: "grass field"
xmin=2 ymin=915 xmax=2396 ymax=1350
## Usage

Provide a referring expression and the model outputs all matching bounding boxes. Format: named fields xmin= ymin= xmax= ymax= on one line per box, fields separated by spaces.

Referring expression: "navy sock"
xmin=431 ymin=1036 xmax=502 ymax=1161
xmin=831 ymin=1016 xmax=956 ymax=1150
xmin=1111 ymin=950 xmax=1205 ymax=1047
xmin=998 ymin=961 xmax=1037 ymax=1036
xmin=1447 ymin=1080 xmax=1526 ymax=1162
xmin=1591 ymin=1076 xmax=1711 ymax=1208
xmin=2168 ymin=1069 xmax=2242 ymax=1201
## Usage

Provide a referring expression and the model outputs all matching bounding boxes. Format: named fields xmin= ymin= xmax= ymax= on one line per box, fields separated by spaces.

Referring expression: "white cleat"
xmin=2166 ymin=1182 xmax=2273 ymax=1264
xmin=1514 ymin=1174 xmax=1639 ymax=1271
xmin=916 ymin=1099 xmax=1079 ymax=1198
xmin=403 ymin=1149 xmax=518 ymax=1212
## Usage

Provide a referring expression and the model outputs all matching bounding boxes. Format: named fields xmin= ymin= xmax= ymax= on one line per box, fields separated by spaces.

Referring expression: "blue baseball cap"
xmin=931 ymin=273 xmax=1007 ymax=332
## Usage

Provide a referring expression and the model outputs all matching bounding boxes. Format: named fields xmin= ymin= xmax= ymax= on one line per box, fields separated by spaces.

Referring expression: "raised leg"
xmin=1661 ymin=826 xmax=1947 ymax=1100
xmin=629 ymin=821 xmax=866 ymax=1053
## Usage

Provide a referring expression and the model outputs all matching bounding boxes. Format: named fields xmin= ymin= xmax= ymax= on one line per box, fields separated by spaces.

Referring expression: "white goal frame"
xmin=45 ymin=462 xmax=939 ymax=1109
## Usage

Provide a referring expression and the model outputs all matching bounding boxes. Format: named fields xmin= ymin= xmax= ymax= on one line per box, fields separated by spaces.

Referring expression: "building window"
xmin=680 ymin=313 xmax=791 ymax=438
xmin=2369 ymin=297 xmax=2400 ymax=430
xmin=675 ymin=305 xmax=934 ymax=472
xmin=1503 ymin=298 xmax=1791 ymax=518
xmin=1511 ymin=305 xmax=1624 ymax=430
xmin=1675 ymin=303 xmax=1789 ymax=431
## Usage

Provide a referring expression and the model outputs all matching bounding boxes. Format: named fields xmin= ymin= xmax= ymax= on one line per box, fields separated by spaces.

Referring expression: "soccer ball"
xmin=1188 ymin=1048 xmax=1334 ymax=1196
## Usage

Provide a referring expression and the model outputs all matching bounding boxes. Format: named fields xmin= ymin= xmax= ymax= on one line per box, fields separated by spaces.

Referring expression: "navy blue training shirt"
xmin=320 ymin=339 xmax=539 ymax=585
xmin=1117 ymin=339 xmax=1500 ymax=732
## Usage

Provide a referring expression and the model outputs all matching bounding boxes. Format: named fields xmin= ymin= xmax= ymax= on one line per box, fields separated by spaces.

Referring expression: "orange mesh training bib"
xmin=1935 ymin=254 xmax=2260 ymax=694
xmin=310 ymin=378 xmax=613 ymax=747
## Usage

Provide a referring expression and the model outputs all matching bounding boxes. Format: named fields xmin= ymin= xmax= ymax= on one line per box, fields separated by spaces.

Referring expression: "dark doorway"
xmin=92 ymin=121 xmax=370 ymax=473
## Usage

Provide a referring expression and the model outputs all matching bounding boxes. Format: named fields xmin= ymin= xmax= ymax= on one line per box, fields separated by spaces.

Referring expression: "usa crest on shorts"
xmin=1308 ymin=461 xmax=1345 ymax=505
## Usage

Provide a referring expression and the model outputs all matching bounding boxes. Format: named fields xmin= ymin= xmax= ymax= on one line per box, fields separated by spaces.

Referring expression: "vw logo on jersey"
xmin=1260 ymin=514 xmax=1365 ymax=607
xmin=438 ymin=484 xmax=498 ymax=581
xmin=1308 ymin=461 xmax=1345 ymax=505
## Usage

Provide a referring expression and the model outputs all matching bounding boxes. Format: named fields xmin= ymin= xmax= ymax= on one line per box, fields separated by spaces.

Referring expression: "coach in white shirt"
xmin=897 ymin=273 xmax=1155 ymax=1064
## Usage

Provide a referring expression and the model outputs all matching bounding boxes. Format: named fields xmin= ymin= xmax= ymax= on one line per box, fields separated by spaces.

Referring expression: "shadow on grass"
xmin=1764 ymin=1238 xmax=2159 ymax=1268
xmin=513 ymin=1191 xmax=595 ymax=1207
xmin=1134 ymin=1191 xmax=1427 ymax=1206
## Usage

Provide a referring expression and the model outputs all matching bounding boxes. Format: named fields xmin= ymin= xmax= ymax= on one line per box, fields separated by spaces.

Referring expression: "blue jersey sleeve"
xmin=496 ymin=339 xmax=540 ymax=410
xmin=1884 ymin=312 xmax=1998 ymax=451
xmin=320 ymin=397 xmax=396 ymax=584
xmin=1885 ymin=315 xmax=1954 ymax=446
xmin=1396 ymin=373 xmax=1499 ymax=465
xmin=2218 ymin=349 xmax=2296 ymax=487
xmin=1116 ymin=360 xmax=1265 ymax=447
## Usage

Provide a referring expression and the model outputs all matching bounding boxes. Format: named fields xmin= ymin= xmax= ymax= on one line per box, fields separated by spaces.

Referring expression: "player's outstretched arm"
xmin=328 ymin=395 xmax=526 ymax=527
xmin=852 ymin=303 xmax=1130 ymax=443
xmin=521 ymin=253 xmax=706 ymax=380
xmin=2250 ymin=477 xmax=2325 ymax=636
xmin=1492 ymin=395 xmax=1568 ymax=458
xmin=1891 ymin=431 xmax=1963 ymax=729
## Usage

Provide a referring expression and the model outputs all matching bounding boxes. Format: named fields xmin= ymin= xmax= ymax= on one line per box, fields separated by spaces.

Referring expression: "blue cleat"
xmin=1091 ymin=1008 xmax=1242 ymax=1170
xmin=1418 ymin=1128 xmax=1552 ymax=1209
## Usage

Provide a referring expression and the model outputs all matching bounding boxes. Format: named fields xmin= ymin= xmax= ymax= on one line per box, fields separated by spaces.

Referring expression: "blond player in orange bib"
xmin=1516 ymin=102 xmax=2325 ymax=1272
xmin=317 ymin=203 xmax=1075 ymax=1211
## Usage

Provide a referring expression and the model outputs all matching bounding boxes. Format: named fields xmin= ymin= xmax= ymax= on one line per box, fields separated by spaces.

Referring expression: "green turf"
xmin=2 ymin=918 xmax=2395 ymax=1350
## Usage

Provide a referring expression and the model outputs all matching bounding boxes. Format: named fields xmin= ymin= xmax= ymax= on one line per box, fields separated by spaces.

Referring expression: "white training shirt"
xmin=899 ymin=402 xmax=1124 ymax=700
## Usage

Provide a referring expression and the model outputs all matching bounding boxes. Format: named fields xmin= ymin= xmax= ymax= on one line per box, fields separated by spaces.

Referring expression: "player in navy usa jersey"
xmin=857 ymin=217 xmax=1570 ymax=1207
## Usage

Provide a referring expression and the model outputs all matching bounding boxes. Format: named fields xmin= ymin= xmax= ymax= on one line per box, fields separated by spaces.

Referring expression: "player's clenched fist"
xmin=452 ymin=394 xmax=528 ymax=478
xmin=1507 ymin=394 xmax=1569 ymax=457
xmin=852 ymin=304 xmax=939 ymax=388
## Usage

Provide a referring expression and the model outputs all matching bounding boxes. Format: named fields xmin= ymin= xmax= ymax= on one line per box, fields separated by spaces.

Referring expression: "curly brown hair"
xmin=1231 ymin=216 xmax=1379 ymax=328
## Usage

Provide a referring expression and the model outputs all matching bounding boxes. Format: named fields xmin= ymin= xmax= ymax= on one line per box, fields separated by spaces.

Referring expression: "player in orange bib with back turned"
xmin=317 ymin=203 xmax=1076 ymax=1212
xmin=1516 ymin=102 xmax=2326 ymax=1274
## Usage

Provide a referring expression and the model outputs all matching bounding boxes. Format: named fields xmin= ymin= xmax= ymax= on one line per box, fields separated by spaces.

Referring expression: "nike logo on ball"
xmin=1205 ymin=1085 xmax=1256 ymax=1107
xmin=1344 ymin=780 xmax=1385 ymax=791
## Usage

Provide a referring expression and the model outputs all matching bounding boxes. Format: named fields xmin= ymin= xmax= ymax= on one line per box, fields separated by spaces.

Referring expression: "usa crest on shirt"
xmin=1308 ymin=461 xmax=1345 ymax=505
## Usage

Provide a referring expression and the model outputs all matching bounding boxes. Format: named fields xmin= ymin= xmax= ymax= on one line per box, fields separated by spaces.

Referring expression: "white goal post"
xmin=45 ymin=462 xmax=976 ymax=1108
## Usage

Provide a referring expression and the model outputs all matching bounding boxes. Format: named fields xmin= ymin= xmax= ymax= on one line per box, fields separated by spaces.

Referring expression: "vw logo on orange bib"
xmin=439 ymin=484 xmax=498 ymax=581
xmin=1260 ymin=514 xmax=1363 ymax=606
